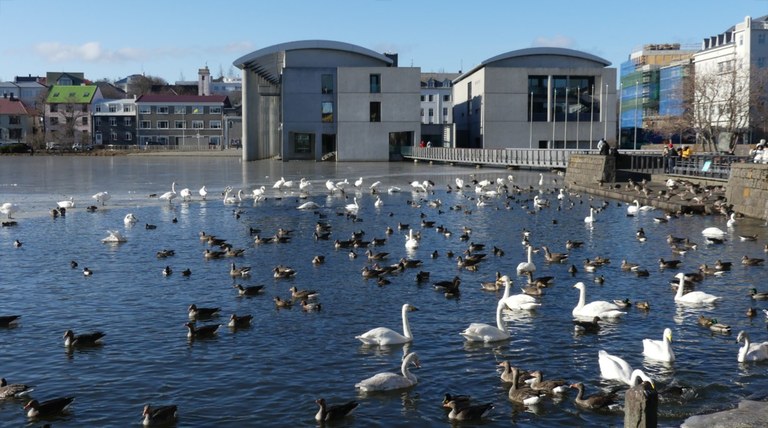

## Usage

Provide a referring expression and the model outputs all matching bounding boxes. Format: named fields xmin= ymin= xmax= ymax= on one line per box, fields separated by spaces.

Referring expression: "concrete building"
xmin=134 ymin=94 xmax=230 ymax=149
xmin=233 ymin=40 xmax=421 ymax=161
xmin=92 ymin=98 xmax=137 ymax=146
xmin=451 ymin=47 xmax=617 ymax=150
xmin=420 ymin=73 xmax=459 ymax=147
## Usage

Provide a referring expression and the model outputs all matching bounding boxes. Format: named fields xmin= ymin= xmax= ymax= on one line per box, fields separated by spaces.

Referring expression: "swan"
xmin=460 ymin=299 xmax=510 ymax=343
xmin=584 ymin=207 xmax=596 ymax=223
xmin=387 ymin=186 xmax=401 ymax=194
xmin=455 ymin=177 xmax=465 ymax=190
xmin=598 ymin=350 xmax=654 ymax=386
xmin=355 ymin=352 xmax=420 ymax=392
xmin=356 ymin=304 xmax=418 ymax=345
xmin=198 ymin=185 xmax=208 ymax=200
xmin=727 ymin=212 xmax=737 ymax=228
xmin=252 ymin=186 xmax=266 ymax=200
xmin=57 ymin=197 xmax=75 ymax=209
xmin=0 ymin=202 xmax=20 ymax=219
xmin=572 ymin=282 xmax=626 ymax=319
xmin=223 ymin=187 xmax=242 ymax=205
xmin=158 ymin=182 xmax=177 ymax=204
xmin=179 ymin=187 xmax=192 ymax=201
xmin=642 ymin=328 xmax=675 ymax=362
xmin=299 ymin=178 xmax=313 ymax=192
xmin=627 ymin=200 xmax=640 ymax=216
xmin=369 ymin=181 xmax=381 ymax=192
xmin=516 ymin=245 xmax=536 ymax=275
xmin=737 ymin=330 xmax=768 ymax=362
xmin=325 ymin=180 xmax=337 ymax=194
xmin=557 ymin=189 xmax=566 ymax=200
xmin=354 ymin=177 xmax=364 ymax=188
xmin=499 ymin=275 xmax=540 ymax=310
xmin=538 ymin=173 xmax=544 ymax=187
xmin=297 ymin=201 xmax=320 ymax=210
xmin=101 ymin=230 xmax=126 ymax=243
xmin=374 ymin=196 xmax=383 ymax=208
xmin=272 ymin=177 xmax=285 ymax=190
xmin=673 ymin=272 xmax=721 ymax=304
xmin=92 ymin=191 xmax=110 ymax=206
xmin=405 ymin=229 xmax=419 ymax=250
xmin=124 ymin=213 xmax=138 ymax=226
xmin=701 ymin=227 xmax=726 ymax=238
xmin=345 ymin=197 xmax=359 ymax=213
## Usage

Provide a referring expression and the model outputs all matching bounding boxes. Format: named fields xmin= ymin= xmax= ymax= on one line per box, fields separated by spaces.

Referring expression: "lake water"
xmin=1 ymin=155 xmax=767 ymax=427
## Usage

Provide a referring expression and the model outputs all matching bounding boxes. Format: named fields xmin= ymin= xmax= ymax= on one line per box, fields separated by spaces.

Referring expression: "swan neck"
xmin=402 ymin=306 xmax=412 ymax=338
xmin=502 ymin=280 xmax=511 ymax=299
xmin=495 ymin=300 xmax=505 ymax=330
xmin=675 ymin=276 xmax=684 ymax=299
xmin=527 ymin=246 xmax=532 ymax=263
xmin=576 ymin=285 xmax=586 ymax=309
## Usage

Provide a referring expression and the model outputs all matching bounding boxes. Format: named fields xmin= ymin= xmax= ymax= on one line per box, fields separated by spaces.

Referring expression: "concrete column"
xmin=624 ymin=380 xmax=657 ymax=428
xmin=241 ymin=69 xmax=255 ymax=161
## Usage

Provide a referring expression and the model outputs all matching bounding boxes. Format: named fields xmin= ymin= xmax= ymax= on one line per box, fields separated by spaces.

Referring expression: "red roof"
xmin=135 ymin=94 xmax=229 ymax=104
xmin=0 ymin=98 xmax=30 ymax=115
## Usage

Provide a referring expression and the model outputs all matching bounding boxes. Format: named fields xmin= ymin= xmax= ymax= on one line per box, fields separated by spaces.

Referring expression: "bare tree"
xmin=645 ymin=114 xmax=691 ymax=146
xmin=127 ymin=75 xmax=168 ymax=97
xmin=48 ymin=95 xmax=90 ymax=147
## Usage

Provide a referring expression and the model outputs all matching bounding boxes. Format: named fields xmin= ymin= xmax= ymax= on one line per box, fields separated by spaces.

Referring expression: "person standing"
xmin=681 ymin=146 xmax=692 ymax=159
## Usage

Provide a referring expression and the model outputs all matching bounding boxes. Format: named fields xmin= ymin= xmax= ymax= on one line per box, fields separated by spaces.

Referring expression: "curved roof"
xmin=455 ymin=47 xmax=610 ymax=83
xmin=233 ymin=40 xmax=393 ymax=84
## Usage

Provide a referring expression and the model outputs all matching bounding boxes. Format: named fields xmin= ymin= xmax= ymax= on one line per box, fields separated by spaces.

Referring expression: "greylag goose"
xmin=507 ymin=367 xmax=544 ymax=406
xmin=541 ymin=245 xmax=569 ymax=263
xmin=273 ymin=296 xmax=293 ymax=309
xmin=742 ymin=255 xmax=765 ymax=266
xmin=63 ymin=330 xmax=105 ymax=347
xmin=445 ymin=400 xmax=494 ymax=420
xmin=188 ymin=304 xmax=220 ymax=319
xmin=142 ymin=404 xmax=178 ymax=426
xmin=230 ymin=262 xmax=252 ymax=277
xmin=497 ymin=361 xmax=531 ymax=386
xmin=24 ymin=397 xmax=75 ymax=418
xmin=528 ymin=370 xmax=568 ymax=394
xmin=659 ymin=258 xmax=682 ymax=269
xmin=301 ymin=300 xmax=322 ymax=312
xmin=0 ymin=378 xmax=34 ymax=398
xmin=570 ymin=383 xmax=616 ymax=410
xmin=228 ymin=314 xmax=253 ymax=328
xmin=415 ymin=271 xmax=430 ymax=283
xmin=442 ymin=393 xmax=471 ymax=408
xmin=315 ymin=398 xmax=358 ymax=421
xmin=289 ymin=286 xmax=318 ymax=300
xmin=185 ymin=322 xmax=219 ymax=339
xmin=233 ymin=284 xmax=264 ymax=296
xmin=156 ymin=249 xmax=175 ymax=258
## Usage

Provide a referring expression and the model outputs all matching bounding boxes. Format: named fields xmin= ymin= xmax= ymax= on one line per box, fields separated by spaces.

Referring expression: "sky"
xmin=1 ymin=0 xmax=767 ymax=84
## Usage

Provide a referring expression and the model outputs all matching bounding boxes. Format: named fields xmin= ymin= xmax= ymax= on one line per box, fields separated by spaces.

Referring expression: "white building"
xmin=420 ymin=73 xmax=459 ymax=147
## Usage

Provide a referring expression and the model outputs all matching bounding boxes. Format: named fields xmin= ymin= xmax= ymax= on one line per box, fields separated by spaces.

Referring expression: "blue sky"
xmin=0 ymin=0 xmax=765 ymax=84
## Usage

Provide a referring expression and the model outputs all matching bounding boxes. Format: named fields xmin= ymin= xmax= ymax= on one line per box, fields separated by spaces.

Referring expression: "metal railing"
xmin=620 ymin=152 xmax=750 ymax=180
xmin=402 ymin=146 xmax=597 ymax=169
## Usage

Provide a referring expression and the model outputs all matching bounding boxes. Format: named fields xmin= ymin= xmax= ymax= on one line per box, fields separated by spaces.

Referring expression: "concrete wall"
xmin=565 ymin=154 xmax=616 ymax=186
xmin=725 ymin=163 xmax=768 ymax=220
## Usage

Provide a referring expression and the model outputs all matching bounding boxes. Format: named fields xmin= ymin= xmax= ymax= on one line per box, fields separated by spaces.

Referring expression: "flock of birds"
xmin=3 ymin=170 xmax=768 ymax=425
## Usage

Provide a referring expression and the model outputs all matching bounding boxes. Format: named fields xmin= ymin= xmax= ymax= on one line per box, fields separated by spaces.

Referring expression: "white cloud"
xmin=530 ymin=35 xmax=575 ymax=49
xmin=34 ymin=41 xmax=146 ymax=63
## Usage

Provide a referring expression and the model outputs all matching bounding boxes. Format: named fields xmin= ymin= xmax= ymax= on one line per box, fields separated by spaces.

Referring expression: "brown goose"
xmin=507 ymin=367 xmax=544 ymax=406
xmin=573 ymin=316 xmax=601 ymax=334
xmin=142 ymin=404 xmax=178 ymax=426
xmin=24 ymin=396 xmax=75 ymax=418
xmin=273 ymin=296 xmax=293 ymax=309
xmin=315 ymin=398 xmax=359 ymax=421
xmin=0 ymin=378 xmax=34 ymax=398
xmin=365 ymin=249 xmax=389 ymax=261
xmin=659 ymin=258 xmax=682 ymax=269
xmin=445 ymin=400 xmax=494 ymax=420
xmin=63 ymin=330 xmax=105 ymax=347
xmin=188 ymin=304 xmax=220 ymax=320
xmin=497 ymin=361 xmax=532 ymax=386
xmin=742 ymin=255 xmax=765 ymax=266
xmin=529 ymin=370 xmax=568 ymax=394
xmin=233 ymin=283 xmax=264 ymax=296
xmin=185 ymin=322 xmax=219 ymax=339
xmin=230 ymin=262 xmax=252 ymax=277
xmin=541 ymin=246 xmax=569 ymax=263
xmin=442 ymin=393 xmax=471 ymax=408
xmin=290 ymin=286 xmax=318 ymax=300
xmin=228 ymin=313 xmax=253 ymax=328
xmin=203 ymin=249 xmax=225 ymax=259
xmin=570 ymin=382 xmax=617 ymax=410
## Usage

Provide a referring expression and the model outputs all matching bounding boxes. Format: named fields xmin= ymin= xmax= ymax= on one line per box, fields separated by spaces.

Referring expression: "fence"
xmin=620 ymin=152 xmax=749 ymax=180
xmin=402 ymin=146 xmax=597 ymax=169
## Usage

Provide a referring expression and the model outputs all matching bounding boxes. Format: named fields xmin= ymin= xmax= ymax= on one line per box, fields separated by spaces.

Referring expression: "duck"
xmin=0 ymin=378 xmax=34 ymax=398
xmin=445 ymin=400 xmax=495 ymax=421
xmin=573 ymin=316 xmax=601 ymax=334
xmin=528 ymin=370 xmax=568 ymax=394
xmin=499 ymin=275 xmax=540 ymax=310
xmin=742 ymin=255 xmax=765 ymax=266
xmin=673 ymin=272 xmax=721 ymax=304
xmin=460 ymin=299 xmax=510 ymax=343
xmin=82 ymin=267 xmax=93 ymax=276
xmin=161 ymin=266 xmax=172 ymax=276
xmin=516 ymin=245 xmax=536 ymax=275
xmin=24 ymin=396 xmax=75 ymax=418
xmin=233 ymin=284 xmax=264 ymax=296
xmin=185 ymin=322 xmax=220 ymax=339
xmin=737 ymin=330 xmax=768 ymax=362
xmin=63 ymin=329 xmax=105 ymax=347
xmin=750 ymin=288 xmax=768 ymax=300
xmin=642 ymin=328 xmax=675 ymax=362
xmin=570 ymin=383 xmax=617 ymax=410
xmin=142 ymin=404 xmax=178 ymax=426
xmin=356 ymin=304 xmax=418 ymax=345
xmin=708 ymin=318 xmax=732 ymax=334
xmin=355 ymin=351 xmax=420 ymax=392
xmin=572 ymin=282 xmax=625 ymax=319
xmin=636 ymin=301 xmax=651 ymax=311
xmin=315 ymin=398 xmax=359 ymax=421
xmin=188 ymin=304 xmax=220 ymax=319
xmin=507 ymin=366 xmax=544 ymax=406
xmin=228 ymin=313 xmax=253 ymax=328
xmin=598 ymin=350 xmax=654 ymax=386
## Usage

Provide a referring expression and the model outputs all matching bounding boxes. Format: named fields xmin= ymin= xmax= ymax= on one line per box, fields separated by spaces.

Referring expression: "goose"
xmin=233 ymin=284 xmax=264 ymax=296
xmin=442 ymin=393 xmax=472 ymax=409
xmin=188 ymin=304 xmax=220 ymax=320
xmin=460 ymin=299 xmax=510 ymax=343
xmin=92 ymin=191 xmax=111 ymax=206
xmin=57 ymin=196 xmax=75 ymax=209
xmin=274 ymin=265 xmax=297 ymax=279
xmin=0 ymin=315 xmax=21 ymax=327
xmin=142 ymin=404 xmax=178 ymax=426
xmin=0 ymin=378 xmax=34 ymax=398
xmin=572 ymin=282 xmax=625 ymax=319
xmin=570 ymin=383 xmax=617 ymax=410
xmin=507 ymin=366 xmax=544 ymax=406
xmin=528 ymin=371 xmax=568 ymax=394
xmin=185 ymin=322 xmax=220 ymax=339
xmin=499 ymin=275 xmax=540 ymax=310
xmin=230 ymin=262 xmax=252 ymax=277
xmin=541 ymin=245 xmax=568 ymax=263
xmin=598 ymin=350 xmax=654 ymax=386
xmin=124 ymin=213 xmax=138 ymax=225
xmin=405 ymin=228 xmax=419 ymax=250
xmin=742 ymin=255 xmax=765 ymax=266
xmin=355 ymin=351 xmax=420 ymax=392
xmin=356 ymin=304 xmax=418 ymax=345
xmin=573 ymin=316 xmax=601 ymax=334
xmin=480 ymin=271 xmax=503 ymax=291
xmin=659 ymin=258 xmax=682 ymax=269
xmin=24 ymin=396 xmax=75 ymax=418
xmin=497 ymin=361 xmax=531 ymax=385
xmin=289 ymin=286 xmax=317 ymax=300
xmin=673 ymin=272 xmax=721 ymax=304
xmin=198 ymin=185 xmax=208 ymax=200
xmin=301 ymin=299 xmax=322 ymax=311
xmin=228 ymin=313 xmax=253 ymax=328
xmin=315 ymin=398 xmax=359 ymax=421
xmin=516 ymin=245 xmax=536 ymax=275
xmin=63 ymin=329 xmax=105 ymax=347
xmin=736 ymin=330 xmax=768 ymax=362
xmin=445 ymin=400 xmax=494 ymax=420
xmin=642 ymin=328 xmax=675 ymax=362
xmin=273 ymin=296 xmax=293 ymax=309
xmin=158 ymin=182 xmax=177 ymax=204
xmin=584 ymin=206 xmax=596 ymax=223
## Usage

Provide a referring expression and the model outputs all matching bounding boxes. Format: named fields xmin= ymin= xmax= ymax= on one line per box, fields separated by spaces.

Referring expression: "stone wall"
xmin=725 ymin=163 xmax=768 ymax=220
xmin=565 ymin=154 xmax=615 ymax=186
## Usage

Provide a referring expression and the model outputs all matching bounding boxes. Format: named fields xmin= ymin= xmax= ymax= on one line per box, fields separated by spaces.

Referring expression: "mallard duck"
xmin=636 ymin=301 xmax=651 ymax=311
xmin=709 ymin=318 xmax=732 ymax=333
xmin=750 ymin=288 xmax=768 ymax=300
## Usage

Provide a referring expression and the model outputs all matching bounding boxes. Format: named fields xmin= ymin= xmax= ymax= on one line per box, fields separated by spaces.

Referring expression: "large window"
xmin=125 ymin=132 xmax=132 ymax=141
xmin=528 ymin=75 xmax=598 ymax=122
xmin=209 ymin=106 xmax=222 ymax=114
xmin=140 ymin=120 xmax=151 ymax=129
xmin=370 ymin=74 xmax=381 ymax=93
xmin=109 ymin=117 xmax=117 ymax=126
xmin=156 ymin=120 xmax=169 ymax=129
xmin=209 ymin=120 xmax=222 ymax=129
xmin=370 ymin=102 xmax=381 ymax=122
xmin=157 ymin=106 xmax=169 ymax=114
xmin=124 ymin=117 xmax=132 ymax=126
xmin=175 ymin=120 xmax=186 ymax=129
xmin=191 ymin=120 xmax=204 ymax=129
xmin=294 ymin=133 xmax=312 ymax=153
xmin=109 ymin=104 xmax=117 ymax=112
xmin=321 ymin=74 xmax=333 ymax=94
xmin=321 ymin=101 xmax=333 ymax=123
xmin=175 ymin=106 xmax=186 ymax=114
xmin=81 ymin=117 xmax=88 ymax=126
xmin=139 ymin=105 xmax=151 ymax=114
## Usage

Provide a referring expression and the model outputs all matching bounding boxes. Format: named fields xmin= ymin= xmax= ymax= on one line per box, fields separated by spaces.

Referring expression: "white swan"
xmin=737 ymin=330 xmax=768 ymax=362
xmin=460 ymin=299 xmax=510 ymax=343
xmin=179 ymin=187 xmax=192 ymax=201
xmin=101 ymin=230 xmax=126 ymax=243
xmin=325 ymin=180 xmax=336 ymax=194
xmin=252 ymin=186 xmax=266 ymax=200
xmin=627 ymin=200 xmax=640 ymax=216
xmin=272 ymin=177 xmax=285 ymax=190
xmin=701 ymin=227 xmax=726 ymax=238
xmin=345 ymin=197 xmax=359 ymax=213
xmin=57 ymin=197 xmax=75 ymax=209
xmin=198 ymin=185 xmax=208 ymax=200
xmin=369 ymin=181 xmax=381 ymax=192
xmin=572 ymin=282 xmax=626 ymax=319
xmin=405 ymin=229 xmax=419 ymax=250
xmin=355 ymin=351 xmax=420 ymax=392
xmin=584 ymin=207 xmax=596 ymax=223
xmin=455 ymin=177 xmax=465 ymax=190
xmin=557 ymin=189 xmax=566 ymax=200
xmin=158 ymin=182 xmax=177 ymax=204
xmin=673 ymin=272 xmax=721 ymax=304
xmin=374 ymin=196 xmax=383 ymax=208
xmin=354 ymin=177 xmax=364 ymax=188
xmin=124 ymin=213 xmax=138 ymax=226
xmin=642 ymin=328 xmax=675 ymax=362
xmin=499 ymin=275 xmax=540 ymax=310
xmin=726 ymin=212 xmax=737 ymax=228
xmin=516 ymin=245 xmax=536 ymax=275
xmin=356 ymin=304 xmax=418 ymax=345
xmin=0 ymin=202 xmax=20 ymax=219
xmin=299 ymin=178 xmax=313 ymax=192
xmin=92 ymin=191 xmax=111 ymax=206
xmin=598 ymin=350 xmax=654 ymax=386
xmin=297 ymin=201 xmax=320 ymax=210
xmin=538 ymin=173 xmax=544 ymax=187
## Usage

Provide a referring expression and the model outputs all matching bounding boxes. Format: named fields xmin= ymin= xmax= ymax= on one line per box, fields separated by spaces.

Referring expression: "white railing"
xmin=402 ymin=146 xmax=597 ymax=169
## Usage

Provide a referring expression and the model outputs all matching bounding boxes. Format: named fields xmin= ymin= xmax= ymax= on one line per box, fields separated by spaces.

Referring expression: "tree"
xmin=127 ymin=75 xmax=168 ymax=97
xmin=47 ymin=95 xmax=90 ymax=147
xmin=645 ymin=114 xmax=692 ymax=146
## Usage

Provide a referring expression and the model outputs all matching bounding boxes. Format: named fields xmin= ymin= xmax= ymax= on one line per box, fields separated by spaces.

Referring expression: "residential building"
xmin=46 ymin=72 xmax=86 ymax=86
xmin=92 ymin=98 xmax=137 ymax=146
xmin=452 ymin=47 xmax=617 ymax=150
xmin=135 ymin=94 xmax=230 ymax=149
xmin=234 ymin=40 xmax=421 ymax=161
xmin=0 ymin=94 xmax=35 ymax=144
xmin=619 ymin=43 xmax=696 ymax=148
xmin=420 ymin=72 xmax=459 ymax=147
xmin=0 ymin=80 xmax=47 ymax=112
xmin=45 ymin=85 xmax=103 ymax=146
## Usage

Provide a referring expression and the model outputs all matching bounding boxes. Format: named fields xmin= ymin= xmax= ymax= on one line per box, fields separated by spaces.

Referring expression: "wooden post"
xmin=624 ymin=380 xmax=657 ymax=428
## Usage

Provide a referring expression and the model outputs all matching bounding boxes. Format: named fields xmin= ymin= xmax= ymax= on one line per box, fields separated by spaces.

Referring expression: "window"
xmin=175 ymin=106 xmax=186 ymax=114
xmin=209 ymin=120 xmax=221 ymax=129
xmin=209 ymin=136 xmax=220 ymax=145
xmin=123 ymin=105 xmax=133 ymax=113
xmin=95 ymin=105 xmax=102 ymax=112
xmin=81 ymin=104 xmax=88 ymax=113
xmin=443 ymin=95 xmax=450 ymax=102
xmin=370 ymin=102 xmax=381 ymax=122
xmin=157 ymin=136 xmax=168 ymax=144
xmin=139 ymin=105 xmax=151 ymax=114
xmin=50 ymin=117 xmax=59 ymax=125
xmin=174 ymin=120 xmax=186 ymax=129
xmin=428 ymin=108 xmax=434 ymax=117
xmin=209 ymin=106 xmax=221 ymax=114
xmin=294 ymin=133 xmax=311 ymax=153
xmin=9 ymin=116 xmax=20 ymax=125
xmin=321 ymin=74 xmax=334 ymax=94
xmin=157 ymin=120 xmax=169 ymax=129
xmin=140 ymin=120 xmax=151 ymax=129
xmin=109 ymin=104 xmax=117 ymax=112
xmin=81 ymin=117 xmax=88 ymax=126
xmin=442 ymin=107 xmax=448 ymax=117
xmin=65 ymin=104 xmax=73 ymax=113
xmin=428 ymin=95 xmax=434 ymax=102
xmin=191 ymin=120 xmax=204 ymax=129
xmin=157 ymin=106 xmax=169 ymax=114
xmin=420 ymin=95 xmax=425 ymax=101
xmin=124 ymin=117 xmax=132 ymax=126
xmin=95 ymin=117 xmax=102 ymax=126
xmin=109 ymin=117 xmax=117 ymax=126
xmin=370 ymin=74 xmax=381 ymax=93
xmin=420 ymin=108 xmax=424 ymax=117
xmin=125 ymin=132 xmax=132 ymax=141
xmin=192 ymin=106 xmax=203 ymax=114
xmin=321 ymin=101 xmax=334 ymax=123
xmin=111 ymin=131 xmax=118 ymax=141
xmin=50 ymin=104 xmax=58 ymax=113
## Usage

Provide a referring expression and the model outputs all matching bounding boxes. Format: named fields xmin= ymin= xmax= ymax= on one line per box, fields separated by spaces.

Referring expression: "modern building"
xmin=233 ymin=40 xmax=421 ymax=161
xmin=619 ymin=44 xmax=697 ymax=148
xmin=45 ymin=84 xmax=103 ymax=146
xmin=420 ymin=72 xmax=459 ymax=147
xmin=452 ymin=47 xmax=617 ymax=150
xmin=92 ymin=98 xmax=137 ymax=146
xmin=134 ymin=94 xmax=230 ymax=149
xmin=0 ymin=94 xmax=35 ymax=144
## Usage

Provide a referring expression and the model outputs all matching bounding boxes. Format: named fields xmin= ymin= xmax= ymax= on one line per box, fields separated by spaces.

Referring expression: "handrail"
xmin=402 ymin=146 xmax=597 ymax=169
xmin=620 ymin=152 xmax=750 ymax=180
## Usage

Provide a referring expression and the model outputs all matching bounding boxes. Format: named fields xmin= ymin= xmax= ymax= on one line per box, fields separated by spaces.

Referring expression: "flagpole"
xmin=552 ymin=89 xmax=556 ymax=149
xmin=576 ymin=86 xmax=580 ymax=148
xmin=529 ymin=91 xmax=533 ymax=149
xmin=590 ymin=84 xmax=594 ymax=149
xmin=564 ymin=87 xmax=568 ymax=148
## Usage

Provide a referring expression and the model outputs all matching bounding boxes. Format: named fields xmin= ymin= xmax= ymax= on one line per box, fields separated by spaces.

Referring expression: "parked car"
xmin=72 ymin=143 xmax=94 ymax=152
xmin=46 ymin=142 xmax=63 ymax=151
